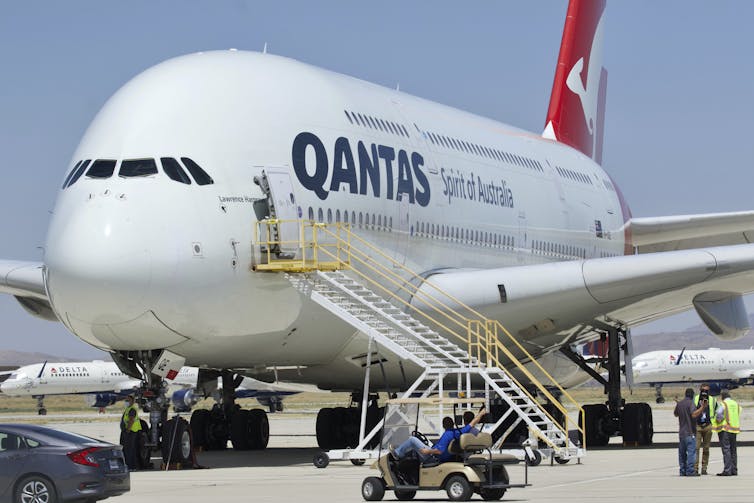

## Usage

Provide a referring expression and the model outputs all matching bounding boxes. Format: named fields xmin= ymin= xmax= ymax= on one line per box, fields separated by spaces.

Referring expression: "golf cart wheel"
xmin=554 ymin=455 xmax=570 ymax=464
xmin=395 ymin=489 xmax=416 ymax=500
xmin=445 ymin=475 xmax=472 ymax=501
xmin=313 ymin=451 xmax=329 ymax=468
xmin=361 ymin=476 xmax=385 ymax=501
xmin=350 ymin=458 xmax=366 ymax=466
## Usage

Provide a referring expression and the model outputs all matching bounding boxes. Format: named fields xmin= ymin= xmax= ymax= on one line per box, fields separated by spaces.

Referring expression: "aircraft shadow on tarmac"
xmin=157 ymin=448 xmax=323 ymax=469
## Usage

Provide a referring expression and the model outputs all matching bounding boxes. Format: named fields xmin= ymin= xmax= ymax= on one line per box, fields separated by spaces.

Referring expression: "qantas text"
xmin=292 ymin=132 xmax=430 ymax=206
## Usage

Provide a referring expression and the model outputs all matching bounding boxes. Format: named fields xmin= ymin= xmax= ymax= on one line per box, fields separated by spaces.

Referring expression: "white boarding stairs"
xmin=287 ymin=269 xmax=580 ymax=462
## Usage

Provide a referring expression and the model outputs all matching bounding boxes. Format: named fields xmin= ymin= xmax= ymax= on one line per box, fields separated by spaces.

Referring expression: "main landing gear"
xmin=654 ymin=384 xmax=666 ymax=404
xmin=32 ymin=395 xmax=47 ymax=415
xmin=560 ymin=324 xmax=653 ymax=447
xmin=315 ymin=393 xmax=383 ymax=452
xmin=189 ymin=371 xmax=269 ymax=452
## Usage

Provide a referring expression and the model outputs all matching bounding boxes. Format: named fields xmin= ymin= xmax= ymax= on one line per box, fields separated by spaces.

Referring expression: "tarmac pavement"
xmin=6 ymin=401 xmax=754 ymax=502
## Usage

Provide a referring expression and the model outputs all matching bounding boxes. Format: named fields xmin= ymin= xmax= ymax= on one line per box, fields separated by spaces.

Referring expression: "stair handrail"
xmin=253 ymin=219 xmax=585 ymax=448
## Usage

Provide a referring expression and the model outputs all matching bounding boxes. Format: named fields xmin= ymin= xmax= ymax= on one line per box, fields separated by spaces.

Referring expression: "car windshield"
xmin=380 ymin=402 xmax=424 ymax=453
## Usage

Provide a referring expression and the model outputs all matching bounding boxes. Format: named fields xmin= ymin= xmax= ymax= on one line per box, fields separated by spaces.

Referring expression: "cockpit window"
xmin=160 ymin=157 xmax=191 ymax=185
xmin=86 ymin=159 xmax=117 ymax=179
xmin=65 ymin=159 xmax=91 ymax=188
xmin=62 ymin=160 xmax=82 ymax=189
xmin=180 ymin=158 xmax=214 ymax=186
xmin=119 ymin=158 xmax=158 ymax=178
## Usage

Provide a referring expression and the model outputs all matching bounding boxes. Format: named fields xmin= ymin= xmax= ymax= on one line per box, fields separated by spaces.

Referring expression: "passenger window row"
xmin=532 ymin=239 xmax=587 ymax=259
xmin=62 ymin=157 xmax=213 ymax=189
xmin=415 ymin=221 xmax=515 ymax=249
xmin=602 ymin=178 xmax=616 ymax=192
xmin=422 ymin=129 xmax=544 ymax=173
xmin=308 ymin=206 xmax=394 ymax=232
xmin=555 ymin=166 xmax=593 ymax=185
xmin=344 ymin=110 xmax=410 ymax=138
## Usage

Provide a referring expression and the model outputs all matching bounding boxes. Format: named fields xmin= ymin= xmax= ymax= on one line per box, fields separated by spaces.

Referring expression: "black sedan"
xmin=0 ymin=424 xmax=130 ymax=503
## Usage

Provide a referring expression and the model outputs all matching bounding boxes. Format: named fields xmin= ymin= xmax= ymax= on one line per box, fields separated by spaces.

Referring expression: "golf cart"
xmin=361 ymin=397 xmax=529 ymax=501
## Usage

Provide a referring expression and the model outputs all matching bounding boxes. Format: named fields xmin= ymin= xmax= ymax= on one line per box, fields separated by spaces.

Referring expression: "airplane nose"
xmin=45 ymin=196 xmax=153 ymax=324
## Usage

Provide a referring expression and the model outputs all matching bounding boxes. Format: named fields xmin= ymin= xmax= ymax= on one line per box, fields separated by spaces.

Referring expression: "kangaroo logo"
xmin=565 ymin=10 xmax=605 ymax=147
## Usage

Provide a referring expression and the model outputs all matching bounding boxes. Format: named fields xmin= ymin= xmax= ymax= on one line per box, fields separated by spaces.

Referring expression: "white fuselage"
xmin=41 ymin=51 xmax=627 ymax=389
xmin=633 ymin=349 xmax=754 ymax=384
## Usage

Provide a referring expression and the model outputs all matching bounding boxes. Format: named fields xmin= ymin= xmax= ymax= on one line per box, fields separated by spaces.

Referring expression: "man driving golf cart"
xmin=362 ymin=398 xmax=528 ymax=501
xmin=390 ymin=407 xmax=485 ymax=464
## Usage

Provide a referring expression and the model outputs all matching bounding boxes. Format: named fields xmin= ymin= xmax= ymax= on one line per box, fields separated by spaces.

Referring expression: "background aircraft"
xmin=632 ymin=348 xmax=754 ymax=403
xmin=0 ymin=360 xmax=313 ymax=414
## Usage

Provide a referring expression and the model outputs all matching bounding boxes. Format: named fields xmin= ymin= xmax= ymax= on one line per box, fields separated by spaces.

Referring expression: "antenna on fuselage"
xmin=263 ymin=42 xmax=268 ymax=54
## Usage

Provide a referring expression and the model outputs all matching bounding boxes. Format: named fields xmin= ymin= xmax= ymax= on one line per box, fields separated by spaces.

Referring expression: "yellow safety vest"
xmin=122 ymin=404 xmax=142 ymax=433
xmin=722 ymin=398 xmax=741 ymax=434
xmin=694 ymin=394 xmax=716 ymax=424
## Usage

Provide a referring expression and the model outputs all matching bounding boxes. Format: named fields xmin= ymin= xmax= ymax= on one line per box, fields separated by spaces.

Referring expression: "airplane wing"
xmin=629 ymin=211 xmax=754 ymax=254
xmin=422 ymin=242 xmax=754 ymax=353
xmin=0 ymin=260 xmax=57 ymax=321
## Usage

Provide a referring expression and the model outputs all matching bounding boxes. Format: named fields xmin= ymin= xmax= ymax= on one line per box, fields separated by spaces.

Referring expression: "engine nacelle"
xmin=693 ymin=291 xmax=750 ymax=341
xmin=171 ymin=388 xmax=198 ymax=413
xmin=84 ymin=393 xmax=120 ymax=409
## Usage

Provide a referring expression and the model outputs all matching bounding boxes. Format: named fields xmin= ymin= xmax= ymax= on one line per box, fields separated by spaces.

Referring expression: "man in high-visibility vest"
xmin=120 ymin=395 xmax=143 ymax=469
xmin=693 ymin=383 xmax=716 ymax=475
xmin=715 ymin=389 xmax=740 ymax=476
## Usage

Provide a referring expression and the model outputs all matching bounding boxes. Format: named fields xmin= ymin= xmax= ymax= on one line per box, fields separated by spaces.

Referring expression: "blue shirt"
xmin=433 ymin=425 xmax=475 ymax=462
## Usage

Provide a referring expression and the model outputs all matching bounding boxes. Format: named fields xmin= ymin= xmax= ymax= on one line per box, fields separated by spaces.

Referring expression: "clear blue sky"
xmin=1 ymin=1 xmax=753 ymax=358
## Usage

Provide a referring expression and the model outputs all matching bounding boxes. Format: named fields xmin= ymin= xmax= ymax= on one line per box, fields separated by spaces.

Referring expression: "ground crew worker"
xmin=693 ymin=383 xmax=716 ymax=475
xmin=121 ymin=395 xmax=143 ymax=469
xmin=715 ymin=389 xmax=740 ymax=476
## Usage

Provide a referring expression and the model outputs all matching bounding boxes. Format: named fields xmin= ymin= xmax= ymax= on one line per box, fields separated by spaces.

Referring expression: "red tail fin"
xmin=543 ymin=0 xmax=607 ymax=164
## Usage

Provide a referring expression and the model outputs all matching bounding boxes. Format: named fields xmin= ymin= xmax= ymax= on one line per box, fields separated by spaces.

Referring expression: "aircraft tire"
xmin=579 ymin=404 xmax=610 ymax=447
xmin=316 ymin=408 xmax=335 ymax=449
xmin=230 ymin=409 xmax=252 ymax=450
xmin=206 ymin=409 xmax=229 ymax=450
xmin=621 ymin=402 xmax=653 ymax=445
xmin=189 ymin=409 xmax=210 ymax=450
xmin=161 ymin=417 xmax=193 ymax=466
xmin=248 ymin=409 xmax=269 ymax=450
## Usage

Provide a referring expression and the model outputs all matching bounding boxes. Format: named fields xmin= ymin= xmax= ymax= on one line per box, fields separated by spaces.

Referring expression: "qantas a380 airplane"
xmin=3 ymin=0 xmax=754 ymax=452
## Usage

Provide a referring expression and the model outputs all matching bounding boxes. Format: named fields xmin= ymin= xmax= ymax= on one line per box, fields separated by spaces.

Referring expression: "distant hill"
xmin=0 ymin=350 xmax=84 ymax=366
xmin=632 ymin=314 xmax=754 ymax=354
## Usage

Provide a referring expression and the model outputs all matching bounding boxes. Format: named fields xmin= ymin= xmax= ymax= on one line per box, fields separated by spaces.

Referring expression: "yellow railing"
xmin=253 ymin=219 xmax=585 ymax=449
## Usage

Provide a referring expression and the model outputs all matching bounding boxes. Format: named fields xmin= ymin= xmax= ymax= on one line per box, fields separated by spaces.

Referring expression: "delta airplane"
xmin=3 ymin=0 xmax=754 ymax=450
xmin=0 ymin=361 xmax=310 ymax=415
xmin=633 ymin=348 xmax=754 ymax=403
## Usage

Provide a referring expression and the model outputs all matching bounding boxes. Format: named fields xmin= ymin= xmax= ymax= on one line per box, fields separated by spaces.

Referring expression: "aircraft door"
xmin=517 ymin=212 xmax=527 ymax=263
xmin=393 ymin=193 xmax=410 ymax=265
xmin=719 ymin=357 xmax=728 ymax=372
xmin=257 ymin=168 xmax=301 ymax=258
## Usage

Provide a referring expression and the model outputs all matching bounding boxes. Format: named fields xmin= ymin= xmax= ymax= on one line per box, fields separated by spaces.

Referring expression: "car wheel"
xmin=15 ymin=475 xmax=57 ymax=503
xmin=361 ymin=477 xmax=385 ymax=501
xmin=445 ymin=475 xmax=472 ymax=501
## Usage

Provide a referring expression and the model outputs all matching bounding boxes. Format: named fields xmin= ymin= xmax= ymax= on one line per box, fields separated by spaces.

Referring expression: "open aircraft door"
xmin=256 ymin=168 xmax=301 ymax=259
